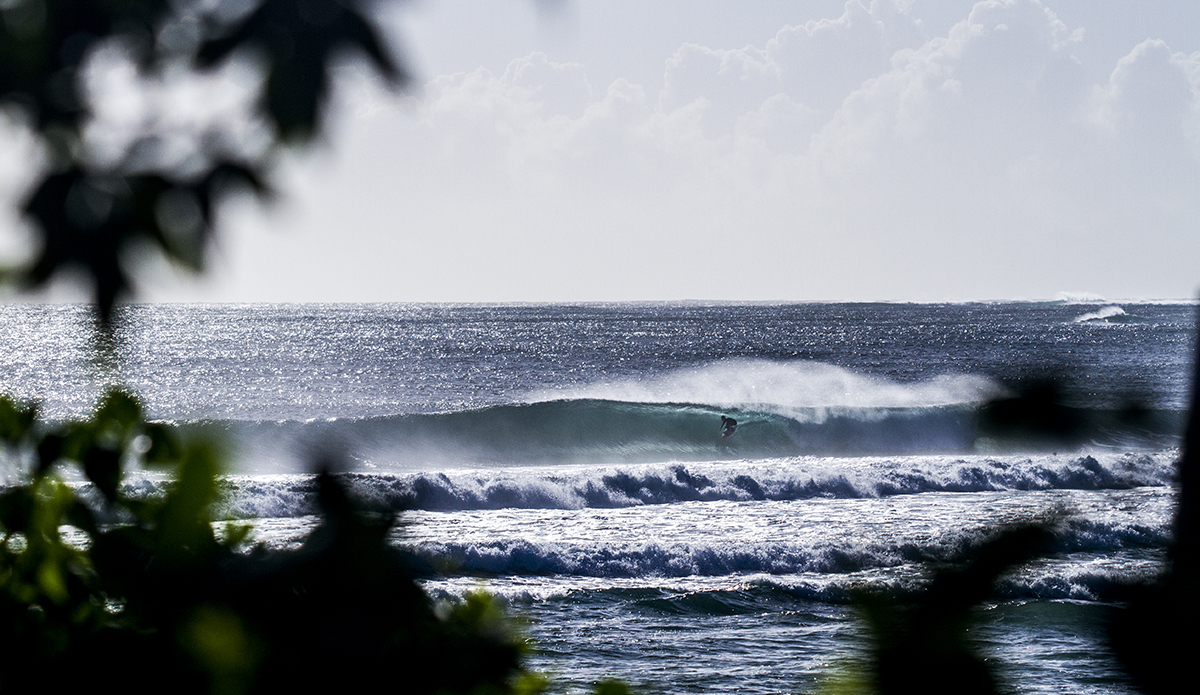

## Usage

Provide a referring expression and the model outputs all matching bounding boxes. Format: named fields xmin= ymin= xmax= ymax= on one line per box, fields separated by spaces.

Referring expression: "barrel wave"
xmin=214 ymin=396 xmax=1182 ymax=470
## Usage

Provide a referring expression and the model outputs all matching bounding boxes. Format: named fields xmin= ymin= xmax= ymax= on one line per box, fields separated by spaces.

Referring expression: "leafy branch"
xmin=0 ymin=389 xmax=543 ymax=694
xmin=1 ymin=0 xmax=404 ymax=321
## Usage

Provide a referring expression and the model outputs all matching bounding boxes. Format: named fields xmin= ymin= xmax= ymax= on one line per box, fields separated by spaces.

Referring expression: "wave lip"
xmin=526 ymin=359 xmax=1003 ymax=411
xmin=1074 ymin=305 xmax=1129 ymax=323
xmin=212 ymin=394 xmax=1182 ymax=472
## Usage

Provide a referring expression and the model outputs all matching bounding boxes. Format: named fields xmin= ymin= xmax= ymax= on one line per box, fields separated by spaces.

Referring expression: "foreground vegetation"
xmin=0 ymin=390 xmax=546 ymax=694
xmin=1 ymin=373 xmax=1197 ymax=694
xmin=2 ymin=2 xmax=1196 ymax=693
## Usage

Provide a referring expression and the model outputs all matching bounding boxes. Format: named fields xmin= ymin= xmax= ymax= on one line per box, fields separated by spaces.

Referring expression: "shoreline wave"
xmin=209 ymin=452 xmax=1177 ymax=518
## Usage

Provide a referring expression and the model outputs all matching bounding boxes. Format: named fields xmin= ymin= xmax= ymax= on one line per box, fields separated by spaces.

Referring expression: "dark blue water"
xmin=0 ymin=300 xmax=1188 ymax=694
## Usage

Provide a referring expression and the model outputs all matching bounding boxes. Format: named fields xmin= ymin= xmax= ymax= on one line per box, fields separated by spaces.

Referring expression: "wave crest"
xmin=526 ymin=359 xmax=1003 ymax=410
xmin=1074 ymin=306 xmax=1128 ymax=323
xmin=216 ymin=452 xmax=1176 ymax=517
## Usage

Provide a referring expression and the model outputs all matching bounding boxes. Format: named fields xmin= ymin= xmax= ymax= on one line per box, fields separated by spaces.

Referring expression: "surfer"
xmin=720 ymin=415 xmax=738 ymax=438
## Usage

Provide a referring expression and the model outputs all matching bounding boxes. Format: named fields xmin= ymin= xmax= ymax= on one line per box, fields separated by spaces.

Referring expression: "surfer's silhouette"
xmin=720 ymin=415 xmax=738 ymax=438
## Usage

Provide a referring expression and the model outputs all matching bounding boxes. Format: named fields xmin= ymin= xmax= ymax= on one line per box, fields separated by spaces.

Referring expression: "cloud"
xmin=186 ymin=0 xmax=1200 ymax=302
xmin=657 ymin=0 xmax=926 ymax=144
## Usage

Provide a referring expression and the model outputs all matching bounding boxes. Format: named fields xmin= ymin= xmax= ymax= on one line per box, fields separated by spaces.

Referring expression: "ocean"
xmin=0 ymin=301 xmax=1191 ymax=694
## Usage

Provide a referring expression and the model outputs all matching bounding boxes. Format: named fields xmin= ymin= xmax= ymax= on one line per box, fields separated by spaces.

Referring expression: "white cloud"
xmin=146 ymin=0 xmax=1200 ymax=303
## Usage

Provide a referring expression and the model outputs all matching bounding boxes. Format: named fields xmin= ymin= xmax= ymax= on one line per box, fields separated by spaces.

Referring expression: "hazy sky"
xmin=21 ymin=0 xmax=1200 ymax=303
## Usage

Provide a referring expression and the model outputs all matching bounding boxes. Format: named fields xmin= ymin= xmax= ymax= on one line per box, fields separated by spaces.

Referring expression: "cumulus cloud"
xmin=186 ymin=0 xmax=1200 ymax=303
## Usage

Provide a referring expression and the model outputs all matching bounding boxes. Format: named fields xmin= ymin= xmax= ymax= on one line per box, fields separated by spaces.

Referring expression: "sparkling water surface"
xmin=1 ymin=301 xmax=1188 ymax=693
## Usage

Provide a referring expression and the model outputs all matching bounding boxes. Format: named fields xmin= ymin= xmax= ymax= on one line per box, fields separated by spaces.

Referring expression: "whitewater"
xmin=0 ymin=301 xmax=1191 ymax=693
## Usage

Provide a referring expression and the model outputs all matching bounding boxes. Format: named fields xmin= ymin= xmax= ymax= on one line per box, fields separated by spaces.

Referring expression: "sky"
xmin=9 ymin=0 xmax=1200 ymax=303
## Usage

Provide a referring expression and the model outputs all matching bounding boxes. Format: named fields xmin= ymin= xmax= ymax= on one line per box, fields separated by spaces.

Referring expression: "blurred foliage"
xmin=831 ymin=355 xmax=1200 ymax=695
xmin=1 ymin=0 xmax=404 ymax=320
xmin=0 ymin=388 xmax=540 ymax=694
xmin=850 ymin=524 xmax=1056 ymax=695
xmin=977 ymin=378 xmax=1086 ymax=449
xmin=0 ymin=3 xmax=625 ymax=693
xmin=1107 ymin=309 xmax=1200 ymax=695
xmin=3 ymin=2 xmax=1197 ymax=693
xmin=591 ymin=679 xmax=635 ymax=695
xmin=976 ymin=376 xmax=1170 ymax=452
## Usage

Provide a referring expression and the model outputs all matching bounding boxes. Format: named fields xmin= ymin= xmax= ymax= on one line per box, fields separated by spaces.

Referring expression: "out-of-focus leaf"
xmin=0 ymin=487 xmax=32 ymax=534
xmin=64 ymin=500 xmax=98 ymax=537
xmin=60 ymin=425 xmax=96 ymax=463
xmin=1107 ymin=306 xmax=1200 ymax=695
xmin=593 ymin=679 xmax=634 ymax=695
xmin=220 ymin=522 xmax=253 ymax=549
xmin=155 ymin=442 xmax=220 ymax=554
xmin=144 ymin=423 xmax=181 ymax=466
xmin=21 ymin=167 xmax=138 ymax=321
xmin=82 ymin=446 xmax=121 ymax=503
xmin=513 ymin=672 xmax=551 ymax=695
xmin=94 ymin=389 xmax=143 ymax=433
xmin=181 ymin=604 xmax=259 ymax=679
xmin=197 ymin=0 xmax=404 ymax=141
xmin=35 ymin=431 xmax=64 ymax=475
xmin=0 ymin=1 xmax=170 ymax=128
xmin=20 ymin=162 xmax=273 ymax=320
xmin=0 ymin=395 xmax=37 ymax=443
xmin=858 ymin=523 xmax=1055 ymax=695
xmin=36 ymin=558 xmax=68 ymax=603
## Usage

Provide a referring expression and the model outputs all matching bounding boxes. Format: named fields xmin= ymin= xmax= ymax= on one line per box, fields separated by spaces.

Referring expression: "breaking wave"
xmin=526 ymin=359 xmax=1002 ymax=410
xmin=208 ymin=397 xmax=1182 ymax=472
xmin=1074 ymin=305 xmax=1129 ymax=323
xmin=212 ymin=452 xmax=1177 ymax=518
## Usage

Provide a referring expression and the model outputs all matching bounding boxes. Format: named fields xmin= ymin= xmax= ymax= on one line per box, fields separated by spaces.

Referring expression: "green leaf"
xmin=220 ymin=522 xmax=253 ymax=549
xmin=143 ymin=423 xmax=181 ymax=467
xmin=0 ymin=395 xmax=37 ymax=443
xmin=513 ymin=672 xmax=551 ymax=695
xmin=36 ymin=558 xmax=68 ymax=603
xmin=180 ymin=604 xmax=259 ymax=677
xmin=94 ymin=388 xmax=143 ymax=433
xmin=60 ymin=424 xmax=96 ymax=462
xmin=156 ymin=442 xmax=221 ymax=555
xmin=594 ymin=679 xmax=634 ymax=695
xmin=64 ymin=500 xmax=98 ymax=537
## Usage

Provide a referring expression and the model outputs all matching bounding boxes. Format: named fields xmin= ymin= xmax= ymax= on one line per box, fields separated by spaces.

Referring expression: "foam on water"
xmin=526 ymin=359 xmax=1005 ymax=410
xmin=211 ymin=451 xmax=1176 ymax=517
xmin=2 ymin=302 xmax=1188 ymax=695
xmin=1074 ymin=306 xmax=1129 ymax=323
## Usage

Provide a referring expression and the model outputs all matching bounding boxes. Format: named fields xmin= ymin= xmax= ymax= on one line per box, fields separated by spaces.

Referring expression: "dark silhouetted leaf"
xmin=860 ymin=523 xmax=1056 ymax=695
xmin=0 ymin=487 xmax=32 ymax=534
xmin=95 ymin=388 xmax=142 ymax=432
xmin=0 ymin=395 xmax=37 ymax=443
xmin=143 ymin=423 xmax=181 ymax=466
xmin=82 ymin=446 xmax=121 ymax=503
xmin=197 ymin=0 xmax=404 ymax=141
xmin=35 ymin=431 xmax=64 ymax=475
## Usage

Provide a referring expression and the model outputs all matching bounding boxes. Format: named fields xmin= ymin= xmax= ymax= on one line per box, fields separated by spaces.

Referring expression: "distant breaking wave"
xmin=1056 ymin=292 xmax=1108 ymax=304
xmin=1074 ymin=305 xmax=1129 ymax=323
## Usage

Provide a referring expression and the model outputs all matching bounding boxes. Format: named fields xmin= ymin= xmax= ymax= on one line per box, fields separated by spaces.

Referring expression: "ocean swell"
xmin=212 ymin=397 xmax=1183 ymax=471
